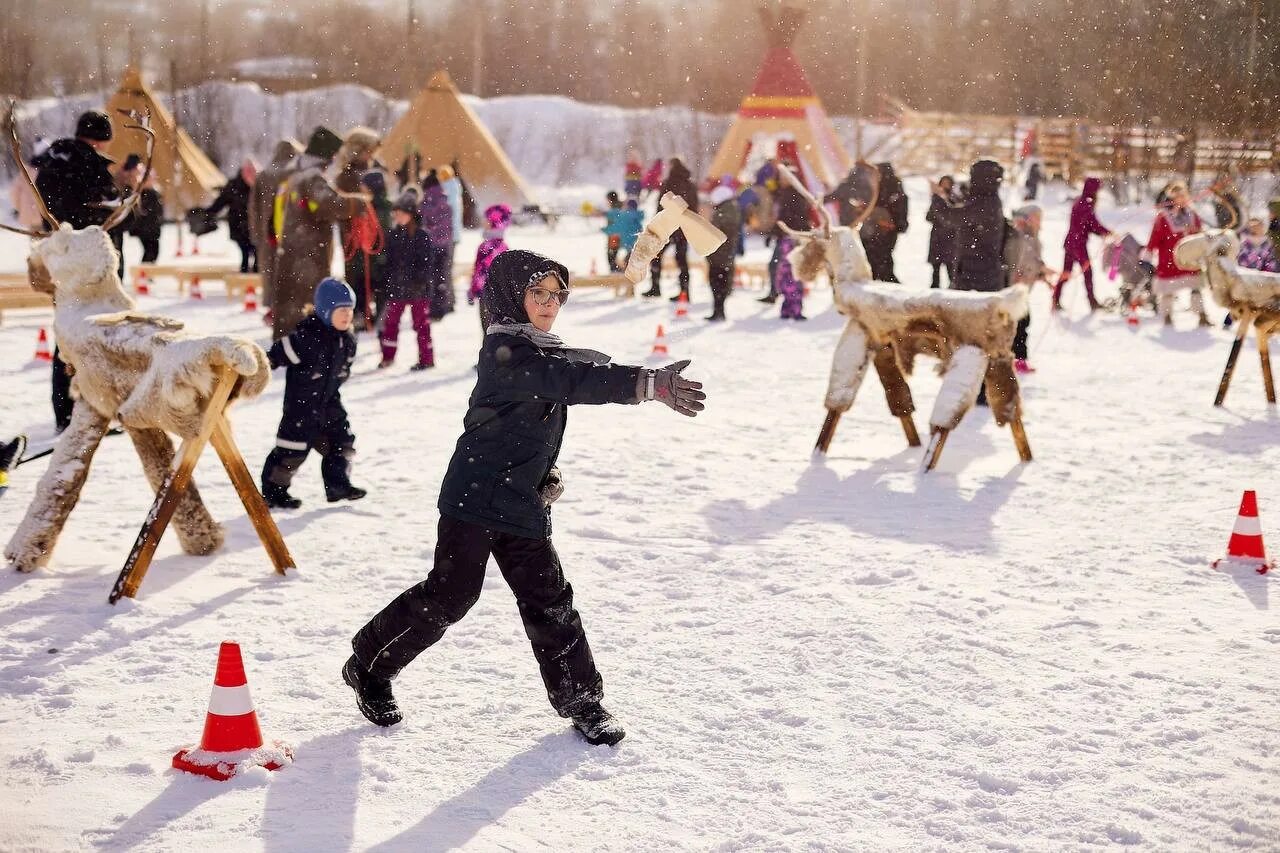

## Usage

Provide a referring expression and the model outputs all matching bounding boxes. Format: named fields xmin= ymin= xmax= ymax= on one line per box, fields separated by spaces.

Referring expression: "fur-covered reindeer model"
xmin=1175 ymin=229 xmax=1280 ymax=407
xmin=775 ymin=165 xmax=1033 ymax=471
xmin=2 ymin=106 xmax=279 ymax=592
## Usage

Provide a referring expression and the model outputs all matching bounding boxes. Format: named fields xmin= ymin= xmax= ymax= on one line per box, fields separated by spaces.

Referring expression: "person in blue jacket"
xmin=343 ymin=249 xmax=706 ymax=746
xmin=260 ymin=278 xmax=366 ymax=508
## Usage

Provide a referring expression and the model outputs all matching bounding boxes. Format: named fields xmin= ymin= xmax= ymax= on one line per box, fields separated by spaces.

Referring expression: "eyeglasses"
xmin=526 ymin=286 xmax=569 ymax=307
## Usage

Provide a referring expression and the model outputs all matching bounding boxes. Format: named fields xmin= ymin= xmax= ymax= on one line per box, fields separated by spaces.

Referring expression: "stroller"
xmin=1101 ymin=233 xmax=1156 ymax=313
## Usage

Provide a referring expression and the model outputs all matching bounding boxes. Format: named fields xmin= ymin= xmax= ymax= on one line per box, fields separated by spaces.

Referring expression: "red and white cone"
xmin=243 ymin=284 xmax=258 ymax=312
xmin=674 ymin=292 xmax=689 ymax=319
xmin=33 ymin=328 xmax=52 ymax=362
xmin=172 ymin=642 xmax=293 ymax=781
xmin=1213 ymin=490 xmax=1273 ymax=574
xmin=189 ymin=276 xmax=204 ymax=301
xmin=650 ymin=324 xmax=669 ymax=357
xmin=1126 ymin=300 xmax=1139 ymax=328
xmin=134 ymin=270 xmax=151 ymax=296
xmin=589 ymin=257 xmax=598 ymax=276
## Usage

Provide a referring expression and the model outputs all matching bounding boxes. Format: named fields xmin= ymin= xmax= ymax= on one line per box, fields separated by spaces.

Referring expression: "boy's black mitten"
xmin=637 ymin=359 xmax=706 ymax=417
xmin=539 ymin=467 xmax=564 ymax=506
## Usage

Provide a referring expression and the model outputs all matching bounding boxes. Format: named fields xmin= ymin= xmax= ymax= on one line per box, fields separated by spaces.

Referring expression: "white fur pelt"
xmin=1176 ymin=230 xmax=1280 ymax=313
xmin=6 ymin=225 xmax=269 ymax=573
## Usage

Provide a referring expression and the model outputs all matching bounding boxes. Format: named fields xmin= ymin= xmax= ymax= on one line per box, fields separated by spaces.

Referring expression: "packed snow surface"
xmin=1 ymin=180 xmax=1278 ymax=850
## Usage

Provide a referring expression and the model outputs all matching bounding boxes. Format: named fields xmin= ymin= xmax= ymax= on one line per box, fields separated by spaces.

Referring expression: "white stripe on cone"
xmin=207 ymin=683 xmax=255 ymax=716
xmin=1232 ymin=516 xmax=1263 ymax=537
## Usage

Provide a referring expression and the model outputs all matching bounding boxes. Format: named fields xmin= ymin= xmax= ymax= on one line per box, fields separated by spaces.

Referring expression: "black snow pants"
xmin=51 ymin=347 xmax=73 ymax=432
xmin=351 ymin=514 xmax=603 ymax=716
xmin=708 ymin=262 xmax=733 ymax=319
xmin=261 ymin=400 xmax=356 ymax=497
xmin=648 ymin=230 xmax=690 ymax=295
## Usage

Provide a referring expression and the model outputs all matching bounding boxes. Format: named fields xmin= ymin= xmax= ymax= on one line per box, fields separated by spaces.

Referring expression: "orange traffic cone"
xmin=1126 ymin=300 xmax=1139 ymax=328
xmin=189 ymin=276 xmax=204 ymax=300
xmin=1213 ymin=490 xmax=1273 ymax=574
xmin=243 ymin=284 xmax=258 ymax=312
xmin=651 ymin=324 xmax=669 ymax=357
xmin=172 ymin=642 xmax=293 ymax=781
xmin=674 ymin=292 xmax=689 ymax=319
xmin=191 ymin=237 xmax=200 ymax=256
xmin=33 ymin=328 xmax=52 ymax=362
xmin=133 ymin=269 xmax=151 ymax=296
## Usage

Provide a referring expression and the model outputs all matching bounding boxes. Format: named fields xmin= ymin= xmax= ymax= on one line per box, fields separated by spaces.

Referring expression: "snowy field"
xmin=1 ymin=181 xmax=1278 ymax=851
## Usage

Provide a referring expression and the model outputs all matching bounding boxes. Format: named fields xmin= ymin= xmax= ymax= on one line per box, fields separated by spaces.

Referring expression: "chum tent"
xmin=102 ymin=66 xmax=224 ymax=216
xmin=380 ymin=69 xmax=533 ymax=210
xmin=705 ymin=3 xmax=852 ymax=190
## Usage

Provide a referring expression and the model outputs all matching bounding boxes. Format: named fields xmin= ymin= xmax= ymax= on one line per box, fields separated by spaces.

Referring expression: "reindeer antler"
xmin=6 ymin=100 xmax=59 ymax=235
xmin=101 ymin=108 xmax=156 ymax=233
xmin=776 ymin=163 xmax=831 ymax=237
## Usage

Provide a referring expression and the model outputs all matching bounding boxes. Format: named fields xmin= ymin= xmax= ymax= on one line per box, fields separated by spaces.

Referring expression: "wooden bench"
xmin=571 ymin=273 xmax=634 ymax=298
xmin=0 ymin=275 xmax=53 ymax=325
xmin=131 ymin=264 xmax=247 ymax=300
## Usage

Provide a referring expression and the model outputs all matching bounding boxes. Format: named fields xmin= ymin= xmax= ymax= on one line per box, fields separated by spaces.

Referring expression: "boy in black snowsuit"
xmin=343 ymin=249 xmax=706 ymax=746
xmin=260 ymin=277 xmax=367 ymax=509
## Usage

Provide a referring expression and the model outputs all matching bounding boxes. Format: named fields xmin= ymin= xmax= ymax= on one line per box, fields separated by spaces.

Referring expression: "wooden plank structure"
xmin=131 ymin=264 xmax=251 ymax=299
xmin=0 ymin=275 xmax=52 ymax=325
xmin=888 ymin=97 xmax=1280 ymax=183
xmin=109 ymin=367 xmax=294 ymax=603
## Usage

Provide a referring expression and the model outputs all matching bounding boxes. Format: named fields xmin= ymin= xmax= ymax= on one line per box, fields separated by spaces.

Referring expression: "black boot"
xmin=641 ymin=286 xmax=662 ymax=298
xmin=262 ymin=485 xmax=302 ymax=509
xmin=342 ymin=656 xmax=402 ymax=727
xmin=757 ymin=294 xmax=777 ymax=304
xmin=568 ymin=702 xmax=625 ymax=746
xmin=326 ymin=484 xmax=368 ymax=503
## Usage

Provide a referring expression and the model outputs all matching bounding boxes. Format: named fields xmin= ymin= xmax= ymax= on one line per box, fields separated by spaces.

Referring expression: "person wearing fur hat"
xmin=469 ymin=203 xmax=512 ymax=329
xmin=249 ymin=138 xmax=303 ymax=312
xmin=343 ymin=249 xmax=707 ymax=746
xmin=378 ymin=193 xmax=436 ymax=370
xmin=705 ymin=184 xmax=741 ymax=322
xmin=260 ymin=277 xmax=366 ymax=509
xmin=273 ymin=127 xmax=369 ymax=340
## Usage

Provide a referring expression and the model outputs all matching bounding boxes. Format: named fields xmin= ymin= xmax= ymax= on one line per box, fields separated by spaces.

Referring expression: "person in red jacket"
xmin=1053 ymin=177 xmax=1111 ymax=312
xmin=1144 ymin=181 xmax=1208 ymax=327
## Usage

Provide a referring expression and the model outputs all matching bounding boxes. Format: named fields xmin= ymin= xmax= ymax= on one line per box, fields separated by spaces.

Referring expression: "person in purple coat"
xmin=1053 ymin=176 xmax=1112 ymax=312
xmin=419 ymin=170 xmax=455 ymax=320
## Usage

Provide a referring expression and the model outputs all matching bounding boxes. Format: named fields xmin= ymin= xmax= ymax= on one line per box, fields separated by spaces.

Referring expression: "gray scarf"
xmin=485 ymin=323 xmax=610 ymax=365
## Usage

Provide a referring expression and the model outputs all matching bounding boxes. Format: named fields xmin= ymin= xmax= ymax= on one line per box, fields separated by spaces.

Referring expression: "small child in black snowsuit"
xmin=260 ymin=277 xmax=366 ymax=509
xmin=343 ymin=249 xmax=707 ymax=746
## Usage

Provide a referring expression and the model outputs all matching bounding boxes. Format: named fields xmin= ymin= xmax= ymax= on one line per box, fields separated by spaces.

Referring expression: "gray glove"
xmin=539 ymin=467 xmax=564 ymax=507
xmin=637 ymin=359 xmax=706 ymax=417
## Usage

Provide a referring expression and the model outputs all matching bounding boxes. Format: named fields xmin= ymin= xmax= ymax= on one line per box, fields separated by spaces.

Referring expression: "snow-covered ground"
xmin=1 ymin=182 xmax=1277 ymax=851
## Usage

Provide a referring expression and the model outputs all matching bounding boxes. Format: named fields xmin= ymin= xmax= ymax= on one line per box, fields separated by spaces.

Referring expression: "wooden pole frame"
xmin=109 ymin=368 xmax=294 ymax=604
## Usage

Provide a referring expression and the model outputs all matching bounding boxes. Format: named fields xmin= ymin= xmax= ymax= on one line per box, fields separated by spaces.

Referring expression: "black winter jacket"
xmin=33 ymin=138 xmax=119 ymax=230
xmin=267 ymin=314 xmax=357 ymax=432
xmin=382 ymin=223 xmax=435 ymax=301
xmin=950 ymin=161 xmax=1009 ymax=292
xmin=438 ymin=333 xmax=641 ymax=539
xmin=659 ymin=159 xmax=699 ymax=211
xmin=208 ymin=175 xmax=253 ymax=243
xmin=128 ymin=188 xmax=164 ymax=239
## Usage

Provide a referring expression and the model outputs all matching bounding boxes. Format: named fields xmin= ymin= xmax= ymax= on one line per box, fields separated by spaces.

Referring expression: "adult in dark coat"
xmin=344 ymin=249 xmax=706 ymax=747
xmin=824 ymin=162 xmax=877 ymax=227
xmin=642 ymin=157 xmax=699 ymax=299
xmin=206 ymin=162 xmax=256 ymax=272
xmin=33 ymin=110 xmax=122 ymax=432
xmin=249 ymin=138 xmax=303 ymax=308
xmin=861 ymin=162 xmax=908 ymax=283
xmin=127 ymin=174 xmax=164 ymax=263
xmin=705 ymin=185 xmax=741 ymax=322
xmin=950 ymin=160 xmax=1009 ymax=293
xmin=926 ymin=175 xmax=961 ymax=288
xmin=336 ymin=127 xmax=382 ymax=325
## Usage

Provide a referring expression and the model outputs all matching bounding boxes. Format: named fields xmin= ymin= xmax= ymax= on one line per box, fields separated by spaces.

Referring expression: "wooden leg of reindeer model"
xmin=4 ymin=405 xmax=111 ymax=573
xmin=109 ymin=368 xmax=238 ymax=603
xmin=209 ymin=417 xmax=295 ymax=575
xmin=127 ymin=427 xmax=224 ymax=556
xmin=815 ymin=410 xmax=843 ymax=455
xmin=872 ymin=345 xmax=921 ymax=447
xmin=1257 ymin=320 xmax=1275 ymax=405
xmin=983 ymin=358 xmax=1032 ymax=463
xmin=1215 ymin=310 xmax=1253 ymax=407
xmin=1010 ymin=415 xmax=1033 ymax=462
xmin=923 ymin=428 xmax=949 ymax=472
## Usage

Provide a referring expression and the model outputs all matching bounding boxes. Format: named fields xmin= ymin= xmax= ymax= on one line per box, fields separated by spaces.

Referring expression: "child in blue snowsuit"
xmin=615 ymin=199 xmax=645 ymax=269
xmin=260 ymin=278 xmax=366 ymax=509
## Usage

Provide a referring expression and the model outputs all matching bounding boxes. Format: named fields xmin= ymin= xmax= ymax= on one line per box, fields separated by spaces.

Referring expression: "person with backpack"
xmin=861 ymin=162 xmax=908 ymax=282
xmin=342 ymin=249 xmax=707 ymax=746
